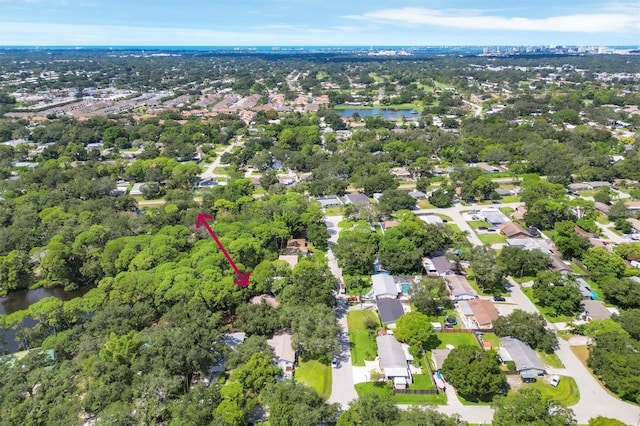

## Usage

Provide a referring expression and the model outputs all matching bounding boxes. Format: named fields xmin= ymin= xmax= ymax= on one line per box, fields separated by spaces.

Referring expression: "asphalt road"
xmin=507 ymin=277 xmax=640 ymax=425
xmin=199 ymin=141 xmax=239 ymax=180
xmin=325 ymin=215 xmax=358 ymax=410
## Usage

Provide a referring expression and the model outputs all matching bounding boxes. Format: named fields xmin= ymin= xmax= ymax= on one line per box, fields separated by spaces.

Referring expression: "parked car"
xmin=493 ymin=295 xmax=506 ymax=302
xmin=332 ymin=358 xmax=339 ymax=368
xmin=549 ymin=375 xmax=560 ymax=387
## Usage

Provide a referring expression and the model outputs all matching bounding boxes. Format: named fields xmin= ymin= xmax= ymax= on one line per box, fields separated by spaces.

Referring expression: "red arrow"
xmin=196 ymin=213 xmax=251 ymax=287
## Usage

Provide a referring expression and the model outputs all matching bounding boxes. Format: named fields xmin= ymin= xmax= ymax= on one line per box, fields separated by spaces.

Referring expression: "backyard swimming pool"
xmin=401 ymin=283 xmax=411 ymax=294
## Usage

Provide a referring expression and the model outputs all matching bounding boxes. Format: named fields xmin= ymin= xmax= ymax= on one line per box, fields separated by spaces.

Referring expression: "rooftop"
xmin=500 ymin=337 xmax=546 ymax=374
xmin=376 ymin=298 xmax=405 ymax=324
xmin=267 ymin=331 xmax=295 ymax=363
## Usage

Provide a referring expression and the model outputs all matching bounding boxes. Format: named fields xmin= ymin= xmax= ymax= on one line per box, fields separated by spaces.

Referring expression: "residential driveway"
xmin=595 ymin=222 xmax=626 ymax=244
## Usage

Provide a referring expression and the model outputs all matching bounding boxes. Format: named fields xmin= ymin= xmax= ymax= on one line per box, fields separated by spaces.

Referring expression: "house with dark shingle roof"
xmin=376 ymin=298 xmax=405 ymax=326
xmin=344 ymin=193 xmax=371 ymax=205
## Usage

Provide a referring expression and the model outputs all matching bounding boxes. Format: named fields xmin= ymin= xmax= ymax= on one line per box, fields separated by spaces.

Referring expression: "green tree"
xmin=338 ymin=393 xmax=400 ymax=426
xmin=377 ymin=189 xmax=416 ymax=215
xmin=492 ymin=388 xmax=576 ymax=426
xmin=333 ymin=223 xmax=379 ymax=275
xmin=498 ymin=246 xmax=549 ymax=278
xmin=493 ymin=310 xmax=558 ymax=353
xmin=394 ymin=311 xmax=438 ymax=351
xmin=409 ymin=277 xmax=450 ymax=317
xmin=233 ymin=352 xmax=282 ymax=395
xmin=615 ymin=309 xmax=640 ymax=340
xmin=582 ymin=247 xmax=626 ymax=281
xmin=470 ymin=247 xmax=505 ymax=293
xmin=289 ymin=303 xmax=339 ymax=360
xmin=428 ymin=188 xmax=454 ymax=208
xmin=532 ymin=272 xmax=583 ymax=317
xmin=608 ymin=200 xmax=630 ymax=221
xmin=262 ymin=381 xmax=339 ymax=426
xmin=441 ymin=345 xmax=506 ymax=402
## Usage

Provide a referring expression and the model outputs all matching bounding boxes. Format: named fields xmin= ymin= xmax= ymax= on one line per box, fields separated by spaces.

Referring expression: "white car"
xmin=549 ymin=375 xmax=560 ymax=387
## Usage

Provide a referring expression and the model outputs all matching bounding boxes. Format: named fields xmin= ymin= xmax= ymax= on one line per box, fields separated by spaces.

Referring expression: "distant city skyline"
xmin=0 ymin=0 xmax=638 ymax=46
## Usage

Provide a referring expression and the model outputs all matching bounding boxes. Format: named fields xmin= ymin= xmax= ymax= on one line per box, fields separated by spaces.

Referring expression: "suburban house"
xmin=627 ymin=218 xmax=640 ymax=232
xmin=498 ymin=337 xmax=546 ymax=380
xmin=376 ymin=298 xmax=406 ymax=327
xmin=344 ymin=193 xmax=371 ymax=205
xmin=498 ymin=222 xmax=532 ymax=239
xmin=422 ymin=255 xmax=453 ymax=276
xmin=480 ymin=208 xmax=509 ymax=225
xmin=376 ymin=334 xmax=413 ymax=389
xmin=594 ymin=202 xmax=610 ymax=215
xmin=459 ymin=299 xmax=499 ymax=329
xmin=205 ymin=332 xmax=247 ymax=382
xmin=624 ymin=201 xmax=640 ymax=211
xmin=445 ymin=274 xmax=477 ymax=301
xmin=278 ymin=254 xmax=299 ymax=268
xmin=285 ymin=239 xmax=308 ymax=255
xmin=267 ymin=331 xmax=296 ymax=380
xmin=313 ymin=195 xmax=343 ymax=208
xmin=580 ymin=300 xmax=613 ymax=321
xmin=506 ymin=238 xmax=553 ymax=254
xmin=408 ymin=190 xmax=427 ymax=200
xmin=391 ymin=167 xmax=413 ymax=181
xmin=371 ymin=274 xmax=400 ymax=299
xmin=420 ymin=215 xmax=444 ymax=225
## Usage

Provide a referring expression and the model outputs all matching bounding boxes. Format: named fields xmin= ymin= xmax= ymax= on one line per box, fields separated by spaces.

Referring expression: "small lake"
xmin=1 ymin=286 xmax=94 ymax=354
xmin=338 ymin=108 xmax=420 ymax=119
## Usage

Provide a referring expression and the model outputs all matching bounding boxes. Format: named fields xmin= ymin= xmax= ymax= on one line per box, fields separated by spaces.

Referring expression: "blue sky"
xmin=0 ymin=0 xmax=638 ymax=46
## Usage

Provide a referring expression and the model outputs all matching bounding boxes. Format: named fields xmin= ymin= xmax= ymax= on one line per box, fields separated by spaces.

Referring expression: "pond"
xmin=1 ymin=286 xmax=94 ymax=354
xmin=338 ymin=108 xmax=420 ymax=119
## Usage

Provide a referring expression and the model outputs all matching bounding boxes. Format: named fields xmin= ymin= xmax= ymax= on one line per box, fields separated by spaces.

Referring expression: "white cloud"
xmin=347 ymin=7 xmax=640 ymax=33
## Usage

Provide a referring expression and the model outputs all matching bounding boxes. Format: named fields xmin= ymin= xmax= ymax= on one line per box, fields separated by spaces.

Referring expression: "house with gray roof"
xmin=313 ymin=195 xmax=342 ymax=208
xmin=580 ymin=300 xmax=612 ymax=321
xmin=344 ymin=193 xmax=371 ymax=205
xmin=376 ymin=298 xmax=405 ymax=326
xmin=371 ymin=274 xmax=399 ymax=299
xmin=499 ymin=337 xmax=546 ymax=379
xmin=445 ymin=274 xmax=477 ymax=301
xmin=376 ymin=334 xmax=412 ymax=388
xmin=422 ymin=255 xmax=453 ymax=276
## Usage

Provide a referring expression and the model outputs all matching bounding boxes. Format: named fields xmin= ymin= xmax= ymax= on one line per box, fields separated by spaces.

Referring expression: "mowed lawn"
xmin=523 ymin=376 xmax=580 ymax=406
xmin=347 ymin=310 xmax=379 ymax=366
xmin=435 ymin=332 xmax=479 ymax=349
xmin=295 ymin=360 xmax=332 ymax=400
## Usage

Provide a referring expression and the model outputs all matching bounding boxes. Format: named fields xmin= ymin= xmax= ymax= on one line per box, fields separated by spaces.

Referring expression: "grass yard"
xmin=480 ymin=332 xmax=501 ymax=349
xmin=468 ymin=220 xmax=491 ymax=229
xmin=435 ymin=332 xmax=479 ymax=349
xmin=324 ymin=206 xmax=345 ymax=216
xmin=447 ymin=223 xmax=462 ymax=233
xmin=502 ymin=195 xmax=520 ymax=203
xmin=295 ymin=360 xmax=332 ymax=400
xmin=354 ymin=382 xmax=447 ymax=405
xmin=411 ymin=373 xmax=436 ymax=390
xmin=500 ymin=207 xmax=515 ymax=215
xmin=435 ymin=213 xmax=453 ymax=222
xmin=418 ymin=200 xmax=437 ymax=209
xmin=523 ymin=376 xmax=580 ymax=406
xmin=537 ymin=351 xmax=564 ymax=369
xmin=346 ymin=311 xmax=379 ymax=366
xmin=478 ymin=233 xmax=507 ymax=245
xmin=213 ymin=166 xmax=228 ymax=174
xmin=338 ymin=219 xmax=355 ymax=229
